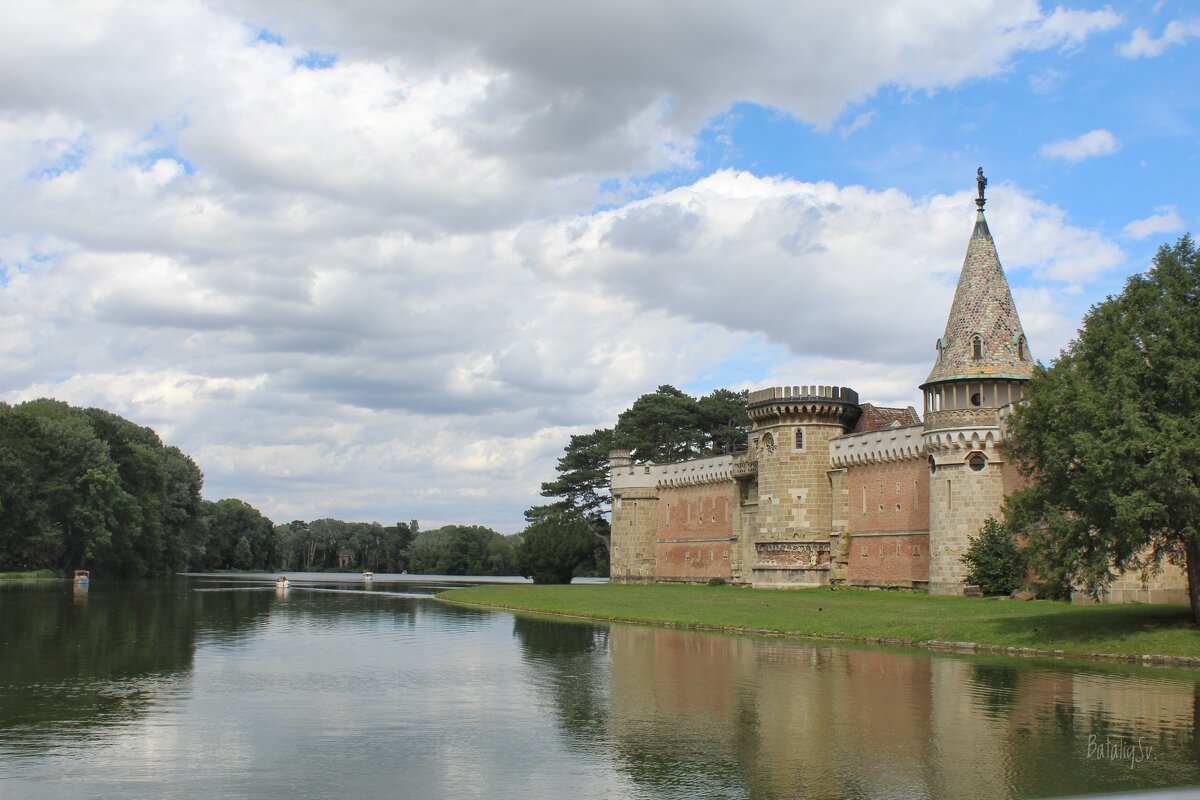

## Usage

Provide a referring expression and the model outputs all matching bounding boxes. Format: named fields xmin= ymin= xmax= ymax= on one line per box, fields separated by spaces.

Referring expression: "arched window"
xmin=1017 ymin=335 xmax=1028 ymax=360
xmin=972 ymin=335 xmax=983 ymax=360
xmin=795 ymin=429 xmax=804 ymax=450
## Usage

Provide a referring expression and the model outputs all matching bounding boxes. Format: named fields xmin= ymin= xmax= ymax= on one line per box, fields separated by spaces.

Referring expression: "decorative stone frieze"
xmin=755 ymin=540 xmax=830 ymax=568
xmin=924 ymin=407 xmax=1000 ymax=432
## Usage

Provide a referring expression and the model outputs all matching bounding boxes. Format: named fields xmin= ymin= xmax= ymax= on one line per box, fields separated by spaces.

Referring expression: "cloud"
xmin=1121 ymin=206 xmax=1185 ymax=240
xmin=0 ymin=1 xmax=1131 ymax=532
xmin=1040 ymin=129 xmax=1120 ymax=162
xmin=1119 ymin=19 xmax=1200 ymax=58
xmin=838 ymin=111 xmax=877 ymax=138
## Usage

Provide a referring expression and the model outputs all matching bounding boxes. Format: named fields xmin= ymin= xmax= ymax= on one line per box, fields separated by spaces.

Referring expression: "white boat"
xmin=362 ymin=571 xmax=374 ymax=581
xmin=275 ymin=576 xmax=289 ymax=588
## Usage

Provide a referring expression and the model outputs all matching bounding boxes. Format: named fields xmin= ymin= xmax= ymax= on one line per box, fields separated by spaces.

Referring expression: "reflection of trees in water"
xmin=511 ymin=616 xmax=610 ymax=744
xmin=0 ymin=582 xmax=201 ymax=745
xmin=968 ymin=662 xmax=1020 ymax=718
xmin=0 ymin=580 xmax=279 ymax=747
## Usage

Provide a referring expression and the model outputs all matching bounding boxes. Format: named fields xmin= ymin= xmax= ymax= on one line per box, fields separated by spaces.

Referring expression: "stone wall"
xmin=754 ymin=421 xmax=843 ymax=542
xmin=927 ymin=446 xmax=1006 ymax=594
xmin=609 ymin=487 xmax=659 ymax=583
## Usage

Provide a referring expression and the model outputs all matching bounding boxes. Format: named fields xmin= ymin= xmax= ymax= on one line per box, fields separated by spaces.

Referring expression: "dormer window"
xmin=1017 ymin=335 xmax=1028 ymax=360
xmin=971 ymin=335 xmax=983 ymax=360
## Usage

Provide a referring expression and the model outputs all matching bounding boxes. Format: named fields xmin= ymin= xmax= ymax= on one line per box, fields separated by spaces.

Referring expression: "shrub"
xmin=707 ymin=577 xmax=727 ymax=587
xmin=961 ymin=516 xmax=1025 ymax=596
xmin=514 ymin=514 xmax=597 ymax=584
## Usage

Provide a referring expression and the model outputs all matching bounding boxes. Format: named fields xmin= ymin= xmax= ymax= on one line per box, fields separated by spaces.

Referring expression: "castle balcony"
xmin=923 ymin=407 xmax=1000 ymax=433
xmin=731 ymin=454 xmax=758 ymax=479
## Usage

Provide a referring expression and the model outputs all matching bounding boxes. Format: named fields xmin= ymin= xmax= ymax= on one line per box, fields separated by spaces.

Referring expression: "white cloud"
xmin=1119 ymin=19 xmax=1200 ymax=58
xmin=839 ymin=111 xmax=877 ymax=138
xmin=1040 ymin=128 xmax=1120 ymax=162
xmin=1121 ymin=206 xmax=1185 ymax=240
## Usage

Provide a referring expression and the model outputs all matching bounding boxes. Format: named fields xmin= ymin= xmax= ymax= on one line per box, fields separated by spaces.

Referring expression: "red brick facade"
xmin=655 ymin=483 xmax=735 ymax=582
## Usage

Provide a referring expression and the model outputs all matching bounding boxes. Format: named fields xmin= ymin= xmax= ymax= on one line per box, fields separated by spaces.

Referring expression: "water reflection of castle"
xmin=609 ymin=174 xmax=1186 ymax=602
xmin=602 ymin=626 xmax=1200 ymax=798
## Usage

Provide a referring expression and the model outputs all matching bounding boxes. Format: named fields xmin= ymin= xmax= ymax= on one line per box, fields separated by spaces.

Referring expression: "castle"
xmin=609 ymin=174 xmax=1188 ymax=602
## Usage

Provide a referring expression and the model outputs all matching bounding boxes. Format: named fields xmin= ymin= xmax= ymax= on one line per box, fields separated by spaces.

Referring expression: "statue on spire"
xmin=976 ymin=167 xmax=987 ymax=209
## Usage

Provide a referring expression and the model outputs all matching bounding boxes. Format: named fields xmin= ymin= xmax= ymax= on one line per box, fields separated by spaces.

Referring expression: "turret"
xmin=743 ymin=384 xmax=860 ymax=586
xmin=923 ymin=170 xmax=1032 ymax=594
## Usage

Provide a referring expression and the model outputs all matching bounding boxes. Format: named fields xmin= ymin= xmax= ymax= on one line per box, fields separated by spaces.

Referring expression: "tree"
xmin=515 ymin=513 xmax=596 ymax=584
xmin=696 ymin=388 xmax=751 ymax=455
xmin=408 ymin=525 xmax=514 ymax=576
xmin=961 ymin=517 xmax=1025 ymax=596
xmin=614 ymin=385 xmax=704 ymax=463
xmin=1004 ymin=234 xmax=1200 ymax=621
xmin=536 ymin=428 xmax=615 ymax=524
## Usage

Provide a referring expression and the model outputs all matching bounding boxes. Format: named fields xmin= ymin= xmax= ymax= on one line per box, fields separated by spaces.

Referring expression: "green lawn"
xmin=0 ymin=569 xmax=63 ymax=582
xmin=439 ymin=583 xmax=1200 ymax=661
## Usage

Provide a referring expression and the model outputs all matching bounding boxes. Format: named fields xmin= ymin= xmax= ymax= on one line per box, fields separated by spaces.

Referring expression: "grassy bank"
xmin=439 ymin=583 xmax=1200 ymax=662
xmin=0 ymin=569 xmax=63 ymax=582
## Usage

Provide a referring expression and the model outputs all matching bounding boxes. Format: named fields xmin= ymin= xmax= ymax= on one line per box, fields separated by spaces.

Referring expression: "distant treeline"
xmin=0 ymin=398 xmax=606 ymax=578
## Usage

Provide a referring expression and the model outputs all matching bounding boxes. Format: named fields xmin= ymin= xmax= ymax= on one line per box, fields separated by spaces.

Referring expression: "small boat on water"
xmin=275 ymin=576 xmax=290 ymax=588
xmin=362 ymin=571 xmax=374 ymax=581
xmin=73 ymin=569 xmax=90 ymax=585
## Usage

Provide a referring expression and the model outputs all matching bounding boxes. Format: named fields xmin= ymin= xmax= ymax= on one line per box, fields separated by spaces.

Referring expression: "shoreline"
xmin=437 ymin=584 xmax=1200 ymax=668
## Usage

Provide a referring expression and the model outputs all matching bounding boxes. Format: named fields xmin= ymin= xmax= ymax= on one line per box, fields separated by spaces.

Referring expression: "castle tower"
xmin=921 ymin=170 xmax=1034 ymax=594
xmin=608 ymin=448 xmax=660 ymax=583
xmin=744 ymin=385 xmax=860 ymax=586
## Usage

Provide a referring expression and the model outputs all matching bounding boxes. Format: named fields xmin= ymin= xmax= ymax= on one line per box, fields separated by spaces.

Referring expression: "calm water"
xmin=2 ymin=575 xmax=1199 ymax=799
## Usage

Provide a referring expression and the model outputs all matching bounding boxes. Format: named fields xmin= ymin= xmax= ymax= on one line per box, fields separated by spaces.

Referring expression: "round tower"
xmin=921 ymin=170 xmax=1034 ymax=594
xmin=743 ymin=384 xmax=860 ymax=586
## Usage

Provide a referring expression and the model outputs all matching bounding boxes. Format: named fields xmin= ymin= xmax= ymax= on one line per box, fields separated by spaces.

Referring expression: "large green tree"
xmin=1004 ymin=234 xmax=1200 ymax=621
xmin=532 ymin=386 xmax=749 ymax=533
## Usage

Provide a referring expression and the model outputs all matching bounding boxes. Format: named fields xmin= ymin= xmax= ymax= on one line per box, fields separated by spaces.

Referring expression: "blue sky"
xmin=0 ymin=1 xmax=1197 ymax=531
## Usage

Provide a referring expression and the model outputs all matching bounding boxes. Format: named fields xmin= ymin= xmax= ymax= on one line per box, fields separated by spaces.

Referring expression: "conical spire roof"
xmin=923 ymin=194 xmax=1033 ymax=386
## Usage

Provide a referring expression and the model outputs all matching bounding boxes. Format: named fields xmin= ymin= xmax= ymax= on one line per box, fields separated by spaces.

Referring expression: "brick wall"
xmin=847 ymin=532 xmax=929 ymax=586
xmin=656 ymin=540 xmax=733 ymax=582
xmin=659 ymin=483 xmax=734 ymax=540
xmin=846 ymin=459 xmax=930 ymax=534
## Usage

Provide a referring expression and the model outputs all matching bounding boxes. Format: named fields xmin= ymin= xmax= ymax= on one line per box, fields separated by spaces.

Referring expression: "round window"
xmin=968 ymin=453 xmax=987 ymax=472
xmin=970 ymin=392 xmax=982 ymax=407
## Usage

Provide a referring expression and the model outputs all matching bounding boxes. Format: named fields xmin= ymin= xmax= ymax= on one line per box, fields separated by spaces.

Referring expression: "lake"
xmin=1 ymin=574 xmax=1198 ymax=799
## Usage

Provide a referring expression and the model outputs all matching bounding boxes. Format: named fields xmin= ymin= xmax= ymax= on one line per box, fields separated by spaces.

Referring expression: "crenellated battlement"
xmin=830 ymin=423 xmax=925 ymax=467
xmin=747 ymin=385 xmax=859 ymax=406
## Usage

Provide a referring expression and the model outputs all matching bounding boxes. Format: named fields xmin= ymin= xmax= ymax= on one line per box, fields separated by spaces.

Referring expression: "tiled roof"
xmin=923 ymin=208 xmax=1034 ymax=386
xmin=850 ymin=403 xmax=921 ymax=434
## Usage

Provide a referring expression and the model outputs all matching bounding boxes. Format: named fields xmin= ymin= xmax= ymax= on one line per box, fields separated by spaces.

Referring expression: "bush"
xmin=514 ymin=514 xmax=597 ymax=584
xmin=961 ymin=517 xmax=1025 ymax=596
xmin=707 ymin=577 xmax=727 ymax=586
